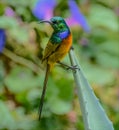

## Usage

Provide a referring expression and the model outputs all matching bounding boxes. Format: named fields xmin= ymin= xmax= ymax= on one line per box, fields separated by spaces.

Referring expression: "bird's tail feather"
xmin=38 ymin=64 xmax=50 ymax=120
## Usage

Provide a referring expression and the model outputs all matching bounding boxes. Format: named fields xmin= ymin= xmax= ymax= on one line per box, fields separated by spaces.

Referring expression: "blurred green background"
xmin=0 ymin=0 xmax=119 ymax=130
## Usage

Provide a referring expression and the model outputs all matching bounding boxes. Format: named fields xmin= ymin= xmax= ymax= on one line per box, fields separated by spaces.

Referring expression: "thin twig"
xmin=3 ymin=48 xmax=42 ymax=74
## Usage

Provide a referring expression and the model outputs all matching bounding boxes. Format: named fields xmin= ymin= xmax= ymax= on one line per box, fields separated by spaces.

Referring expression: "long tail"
xmin=38 ymin=64 xmax=50 ymax=120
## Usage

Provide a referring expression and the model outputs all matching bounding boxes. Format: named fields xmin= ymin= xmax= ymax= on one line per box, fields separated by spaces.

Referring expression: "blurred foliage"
xmin=0 ymin=0 xmax=119 ymax=130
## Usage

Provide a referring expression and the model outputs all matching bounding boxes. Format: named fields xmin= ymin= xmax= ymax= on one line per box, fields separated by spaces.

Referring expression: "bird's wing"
xmin=42 ymin=41 xmax=60 ymax=62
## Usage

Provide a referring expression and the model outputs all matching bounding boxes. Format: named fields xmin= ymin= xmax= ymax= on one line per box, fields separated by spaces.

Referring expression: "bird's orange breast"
xmin=48 ymin=33 xmax=72 ymax=69
xmin=58 ymin=33 xmax=72 ymax=56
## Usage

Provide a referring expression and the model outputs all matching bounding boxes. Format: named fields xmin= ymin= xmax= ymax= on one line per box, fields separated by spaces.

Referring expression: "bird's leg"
xmin=57 ymin=61 xmax=79 ymax=71
xmin=70 ymin=46 xmax=74 ymax=50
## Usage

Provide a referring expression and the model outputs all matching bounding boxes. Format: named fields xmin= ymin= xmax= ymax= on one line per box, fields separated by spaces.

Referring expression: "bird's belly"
xmin=58 ymin=34 xmax=72 ymax=57
xmin=48 ymin=34 xmax=72 ymax=63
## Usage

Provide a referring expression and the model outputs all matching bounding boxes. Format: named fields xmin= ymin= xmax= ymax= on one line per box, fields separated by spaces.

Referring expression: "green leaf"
xmin=44 ymin=75 xmax=73 ymax=115
xmin=0 ymin=101 xmax=15 ymax=130
xmin=0 ymin=16 xmax=29 ymax=43
xmin=83 ymin=63 xmax=115 ymax=86
xmin=49 ymin=98 xmax=72 ymax=115
xmin=11 ymin=107 xmax=38 ymax=130
xmin=56 ymin=76 xmax=74 ymax=101
xmin=27 ymin=88 xmax=41 ymax=102
xmin=0 ymin=16 xmax=18 ymax=28
xmin=69 ymin=49 xmax=114 ymax=130
xmin=9 ymin=27 xmax=29 ymax=43
xmin=4 ymin=66 xmax=41 ymax=93
xmin=98 ymin=41 xmax=119 ymax=56
xmin=3 ymin=0 xmax=34 ymax=7
xmin=97 ymin=52 xmax=119 ymax=69
xmin=89 ymin=5 xmax=118 ymax=31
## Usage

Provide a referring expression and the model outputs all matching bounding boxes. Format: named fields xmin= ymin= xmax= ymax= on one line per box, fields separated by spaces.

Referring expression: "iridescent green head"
xmin=40 ymin=16 xmax=70 ymax=43
xmin=50 ymin=16 xmax=69 ymax=32
xmin=40 ymin=16 xmax=70 ymax=33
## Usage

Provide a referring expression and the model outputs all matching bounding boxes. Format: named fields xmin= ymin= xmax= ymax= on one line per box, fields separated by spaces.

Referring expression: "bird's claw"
xmin=66 ymin=65 xmax=79 ymax=72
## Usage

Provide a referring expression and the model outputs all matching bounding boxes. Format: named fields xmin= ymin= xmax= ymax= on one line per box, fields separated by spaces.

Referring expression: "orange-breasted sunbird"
xmin=39 ymin=16 xmax=72 ymax=120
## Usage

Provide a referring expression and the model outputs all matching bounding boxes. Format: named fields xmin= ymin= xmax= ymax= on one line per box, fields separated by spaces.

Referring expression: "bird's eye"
xmin=52 ymin=20 xmax=57 ymax=24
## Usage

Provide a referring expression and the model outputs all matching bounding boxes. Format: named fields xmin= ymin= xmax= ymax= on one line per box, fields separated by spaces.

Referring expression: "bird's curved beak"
xmin=39 ymin=20 xmax=52 ymax=26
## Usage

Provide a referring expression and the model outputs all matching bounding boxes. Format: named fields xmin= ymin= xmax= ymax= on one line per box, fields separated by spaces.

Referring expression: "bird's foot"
xmin=57 ymin=62 xmax=79 ymax=72
xmin=66 ymin=65 xmax=79 ymax=72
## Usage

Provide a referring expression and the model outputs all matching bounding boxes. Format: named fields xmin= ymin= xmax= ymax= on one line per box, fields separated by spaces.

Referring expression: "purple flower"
xmin=79 ymin=37 xmax=89 ymax=46
xmin=32 ymin=0 xmax=57 ymax=20
xmin=5 ymin=7 xmax=15 ymax=17
xmin=67 ymin=0 xmax=90 ymax=32
xmin=32 ymin=0 xmax=90 ymax=33
xmin=0 ymin=29 xmax=6 ymax=53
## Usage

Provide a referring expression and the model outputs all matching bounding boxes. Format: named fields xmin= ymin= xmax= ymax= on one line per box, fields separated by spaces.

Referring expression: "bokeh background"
xmin=0 ymin=0 xmax=119 ymax=130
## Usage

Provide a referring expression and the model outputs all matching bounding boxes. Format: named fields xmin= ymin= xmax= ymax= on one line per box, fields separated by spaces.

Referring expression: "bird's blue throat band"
xmin=56 ymin=30 xmax=70 ymax=40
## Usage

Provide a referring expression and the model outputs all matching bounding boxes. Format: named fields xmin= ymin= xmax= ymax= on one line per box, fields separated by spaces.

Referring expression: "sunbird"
xmin=39 ymin=16 xmax=72 ymax=120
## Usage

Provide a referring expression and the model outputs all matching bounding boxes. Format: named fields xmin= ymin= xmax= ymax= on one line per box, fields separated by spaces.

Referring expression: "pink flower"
xmin=67 ymin=0 xmax=90 ymax=32
xmin=32 ymin=0 xmax=57 ymax=20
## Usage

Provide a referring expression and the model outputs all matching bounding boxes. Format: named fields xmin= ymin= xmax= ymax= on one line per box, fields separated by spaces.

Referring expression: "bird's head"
xmin=40 ymin=16 xmax=69 ymax=32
